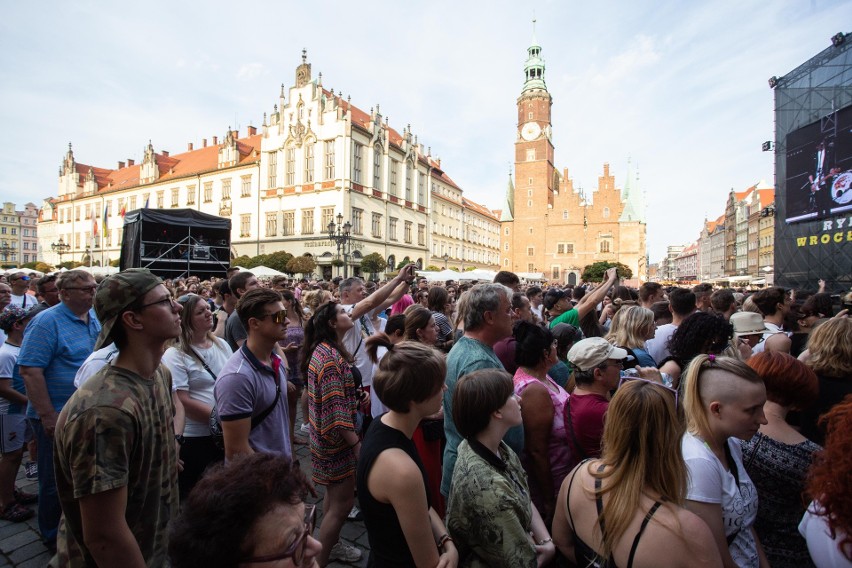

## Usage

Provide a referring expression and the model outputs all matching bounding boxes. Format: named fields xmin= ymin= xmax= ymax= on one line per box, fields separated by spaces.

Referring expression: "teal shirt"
xmin=441 ymin=336 xmax=524 ymax=497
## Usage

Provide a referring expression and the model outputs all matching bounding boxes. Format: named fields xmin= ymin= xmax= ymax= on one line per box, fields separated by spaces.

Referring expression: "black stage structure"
xmin=120 ymin=208 xmax=231 ymax=280
xmin=772 ymin=32 xmax=852 ymax=292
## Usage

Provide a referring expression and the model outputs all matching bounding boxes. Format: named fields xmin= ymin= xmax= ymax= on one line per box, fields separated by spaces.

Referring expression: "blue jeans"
xmin=32 ymin=419 xmax=61 ymax=547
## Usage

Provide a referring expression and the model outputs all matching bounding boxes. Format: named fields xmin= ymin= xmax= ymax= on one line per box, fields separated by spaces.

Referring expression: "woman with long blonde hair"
xmin=682 ymin=355 xmax=769 ymax=568
xmin=553 ymin=378 xmax=720 ymax=568
xmin=799 ymin=317 xmax=852 ymax=445
xmin=604 ymin=305 xmax=657 ymax=367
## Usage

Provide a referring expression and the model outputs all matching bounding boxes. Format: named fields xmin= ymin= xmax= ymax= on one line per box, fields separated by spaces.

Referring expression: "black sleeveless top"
xmin=356 ymin=417 xmax=431 ymax=567
xmin=566 ymin=462 xmax=663 ymax=568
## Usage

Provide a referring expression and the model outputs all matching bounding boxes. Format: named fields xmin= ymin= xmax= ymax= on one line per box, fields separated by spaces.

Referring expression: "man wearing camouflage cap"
xmin=52 ymin=269 xmax=183 ymax=567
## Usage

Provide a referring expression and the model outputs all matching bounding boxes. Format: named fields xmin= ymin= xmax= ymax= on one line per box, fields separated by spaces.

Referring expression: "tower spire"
xmin=522 ymin=19 xmax=546 ymax=92
xmin=501 ymin=171 xmax=515 ymax=222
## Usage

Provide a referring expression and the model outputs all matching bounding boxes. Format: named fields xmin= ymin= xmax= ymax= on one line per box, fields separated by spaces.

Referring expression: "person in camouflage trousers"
xmin=51 ymin=269 xmax=184 ymax=567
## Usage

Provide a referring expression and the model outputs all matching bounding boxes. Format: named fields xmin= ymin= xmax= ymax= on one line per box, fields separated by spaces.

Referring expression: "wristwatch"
xmin=175 ymin=434 xmax=186 ymax=445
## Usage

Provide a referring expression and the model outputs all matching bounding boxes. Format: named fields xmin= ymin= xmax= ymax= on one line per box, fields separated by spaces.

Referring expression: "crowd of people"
xmin=0 ymin=265 xmax=849 ymax=567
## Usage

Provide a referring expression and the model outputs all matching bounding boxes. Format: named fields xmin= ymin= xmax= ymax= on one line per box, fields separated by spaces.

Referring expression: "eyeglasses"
xmin=138 ymin=296 xmax=179 ymax=310
xmin=618 ymin=376 xmax=679 ymax=407
xmin=13 ymin=276 xmax=30 ymax=282
xmin=64 ymin=285 xmax=98 ymax=293
xmin=257 ymin=309 xmax=288 ymax=324
xmin=243 ymin=504 xmax=316 ymax=564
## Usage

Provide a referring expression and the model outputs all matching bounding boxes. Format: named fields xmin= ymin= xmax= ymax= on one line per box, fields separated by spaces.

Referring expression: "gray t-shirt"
xmin=224 ymin=310 xmax=246 ymax=352
xmin=214 ymin=345 xmax=292 ymax=461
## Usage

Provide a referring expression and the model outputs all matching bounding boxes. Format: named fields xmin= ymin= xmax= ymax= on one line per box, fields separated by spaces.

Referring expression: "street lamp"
xmin=0 ymin=242 xmax=12 ymax=268
xmin=442 ymin=253 xmax=449 ymax=269
xmin=51 ymin=238 xmax=71 ymax=266
xmin=327 ymin=213 xmax=353 ymax=278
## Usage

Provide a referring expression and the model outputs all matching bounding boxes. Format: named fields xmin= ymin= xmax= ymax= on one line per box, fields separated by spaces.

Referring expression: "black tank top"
xmin=356 ymin=418 xmax=431 ymax=567
xmin=566 ymin=462 xmax=663 ymax=568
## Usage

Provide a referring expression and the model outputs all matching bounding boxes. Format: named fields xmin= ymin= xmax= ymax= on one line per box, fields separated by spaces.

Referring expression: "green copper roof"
xmin=501 ymin=172 xmax=515 ymax=221
xmin=619 ymin=159 xmax=646 ymax=223
xmin=522 ymin=28 xmax=547 ymax=92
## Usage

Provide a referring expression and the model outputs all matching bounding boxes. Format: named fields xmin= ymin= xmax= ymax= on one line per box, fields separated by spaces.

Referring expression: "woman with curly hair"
xmin=682 ymin=355 xmax=769 ymax=568
xmin=800 ymin=396 xmax=852 ymax=566
xmin=741 ymin=352 xmax=821 ymax=568
xmin=302 ymin=302 xmax=362 ymax=565
xmin=553 ymin=377 xmax=720 ymax=568
xmin=512 ymin=320 xmax=571 ymax=524
xmin=798 ymin=317 xmax=852 ymax=445
xmin=659 ymin=312 xmax=733 ymax=388
xmin=169 ymin=453 xmax=321 ymax=568
xmin=604 ymin=305 xmax=657 ymax=367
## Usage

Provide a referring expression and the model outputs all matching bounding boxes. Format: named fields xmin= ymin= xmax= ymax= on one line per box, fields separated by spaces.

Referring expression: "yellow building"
xmin=500 ymin=35 xmax=647 ymax=284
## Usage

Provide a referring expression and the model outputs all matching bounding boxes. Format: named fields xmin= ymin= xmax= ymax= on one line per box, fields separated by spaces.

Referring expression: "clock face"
xmin=521 ymin=122 xmax=541 ymax=141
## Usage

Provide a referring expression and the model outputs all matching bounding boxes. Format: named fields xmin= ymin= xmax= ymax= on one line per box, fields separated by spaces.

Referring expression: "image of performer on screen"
xmin=808 ymin=139 xmax=839 ymax=214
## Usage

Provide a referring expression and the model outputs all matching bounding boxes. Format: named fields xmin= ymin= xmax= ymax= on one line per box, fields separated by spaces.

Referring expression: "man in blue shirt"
xmin=441 ymin=282 xmax=519 ymax=498
xmin=18 ymin=270 xmax=101 ymax=550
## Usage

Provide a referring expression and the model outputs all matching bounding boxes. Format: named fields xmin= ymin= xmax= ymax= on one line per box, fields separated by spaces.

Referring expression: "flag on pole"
xmin=92 ymin=211 xmax=98 ymax=237
xmin=103 ymin=203 xmax=109 ymax=237
xmin=144 ymin=196 xmax=149 ymax=208
xmin=119 ymin=201 xmax=126 ymax=218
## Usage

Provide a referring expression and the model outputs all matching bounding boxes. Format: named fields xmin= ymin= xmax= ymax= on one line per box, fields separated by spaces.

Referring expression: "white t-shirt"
xmin=162 ymin=337 xmax=231 ymax=437
xmin=370 ymin=346 xmax=389 ymax=418
xmin=683 ymin=433 xmax=759 ymax=567
xmin=646 ymin=323 xmax=677 ymax=364
xmin=0 ymin=342 xmax=21 ymax=415
xmin=799 ymin=501 xmax=852 ymax=568
xmin=9 ymin=294 xmax=37 ymax=310
xmin=341 ymin=304 xmax=377 ymax=387
xmin=74 ymin=344 xmax=120 ymax=388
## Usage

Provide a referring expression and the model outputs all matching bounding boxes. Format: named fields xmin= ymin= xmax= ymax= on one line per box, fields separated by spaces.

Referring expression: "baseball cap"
xmin=543 ymin=289 xmax=569 ymax=311
xmin=730 ymin=312 xmax=770 ymax=336
xmin=0 ymin=306 xmax=35 ymax=333
xmin=94 ymin=268 xmax=164 ymax=350
xmin=567 ymin=337 xmax=628 ymax=371
xmin=551 ymin=323 xmax=582 ymax=345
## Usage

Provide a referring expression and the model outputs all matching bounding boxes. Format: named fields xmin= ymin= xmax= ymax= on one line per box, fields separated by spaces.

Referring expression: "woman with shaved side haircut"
xmin=682 ymin=355 xmax=770 ymax=568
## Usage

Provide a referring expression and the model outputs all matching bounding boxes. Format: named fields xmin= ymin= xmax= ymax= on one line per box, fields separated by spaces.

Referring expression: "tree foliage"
xmin=360 ymin=253 xmax=387 ymax=277
xmin=58 ymin=261 xmax=84 ymax=270
xmin=581 ymin=261 xmax=633 ymax=282
xmin=395 ymin=256 xmax=412 ymax=270
xmin=287 ymin=255 xmax=317 ymax=276
xmin=266 ymin=250 xmax=294 ymax=273
xmin=109 ymin=259 xmax=121 ymax=267
xmin=231 ymin=255 xmax=252 ymax=268
xmin=425 ymin=265 xmax=441 ymax=272
xmin=35 ymin=262 xmax=54 ymax=273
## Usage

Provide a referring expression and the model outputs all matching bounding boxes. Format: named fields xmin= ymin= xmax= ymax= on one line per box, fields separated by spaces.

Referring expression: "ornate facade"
xmin=38 ymin=52 xmax=500 ymax=276
xmin=500 ymin=35 xmax=647 ymax=285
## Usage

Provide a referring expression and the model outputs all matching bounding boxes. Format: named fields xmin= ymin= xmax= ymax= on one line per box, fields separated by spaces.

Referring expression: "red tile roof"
xmin=462 ymin=197 xmax=498 ymax=221
xmin=68 ymin=135 xmax=262 ymax=196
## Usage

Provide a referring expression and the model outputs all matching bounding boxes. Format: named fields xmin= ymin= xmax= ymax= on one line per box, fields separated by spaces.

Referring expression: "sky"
xmin=1 ymin=0 xmax=850 ymax=263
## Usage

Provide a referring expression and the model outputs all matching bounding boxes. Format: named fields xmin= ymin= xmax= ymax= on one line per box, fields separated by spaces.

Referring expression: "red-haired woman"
xmin=741 ymin=352 xmax=821 ymax=568
xmin=800 ymin=396 xmax=852 ymax=567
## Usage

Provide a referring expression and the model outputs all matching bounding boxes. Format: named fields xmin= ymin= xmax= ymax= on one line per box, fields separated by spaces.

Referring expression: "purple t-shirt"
xmin=214 ymin=344 xmax=292 ymax=461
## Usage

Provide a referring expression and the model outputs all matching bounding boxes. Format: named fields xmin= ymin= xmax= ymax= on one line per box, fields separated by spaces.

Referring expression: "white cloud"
xmin=236 ymin=63 xmax=265 ymax=80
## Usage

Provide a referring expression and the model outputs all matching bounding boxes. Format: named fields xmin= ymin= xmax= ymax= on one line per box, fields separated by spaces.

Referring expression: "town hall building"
xmin=500 ymin=35 xmax=647 ymax=284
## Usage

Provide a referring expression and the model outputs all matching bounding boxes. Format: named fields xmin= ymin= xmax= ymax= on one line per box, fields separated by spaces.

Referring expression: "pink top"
xmin=513 ymin=368 xmax=572 ymax=513
xmin=390 ymin=293 xmax=414 ymax=316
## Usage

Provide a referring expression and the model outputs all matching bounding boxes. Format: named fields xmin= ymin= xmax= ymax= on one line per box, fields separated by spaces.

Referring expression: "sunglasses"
xmin=243 ymin=503 xmax=316 ymax=564
xmin=14 ymin=276 xmax=30 ymax=282
xmin=618 ymin=376 xmax=679 ymax=408
xmin=258 ymin=309 xmax=288 ymax=324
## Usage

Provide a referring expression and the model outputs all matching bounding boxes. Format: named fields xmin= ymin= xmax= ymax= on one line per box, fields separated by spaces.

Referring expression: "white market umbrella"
xmin=250 ymin=265 xmax=286 ymax=277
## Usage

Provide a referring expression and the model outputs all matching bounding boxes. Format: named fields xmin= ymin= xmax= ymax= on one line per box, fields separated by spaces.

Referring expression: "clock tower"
xmin=508 ymin=28 xmax=556 ymax=273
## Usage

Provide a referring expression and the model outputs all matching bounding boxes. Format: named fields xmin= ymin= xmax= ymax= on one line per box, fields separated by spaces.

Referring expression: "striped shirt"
xmin=17 ymin=302 xmax=101 ymax=418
